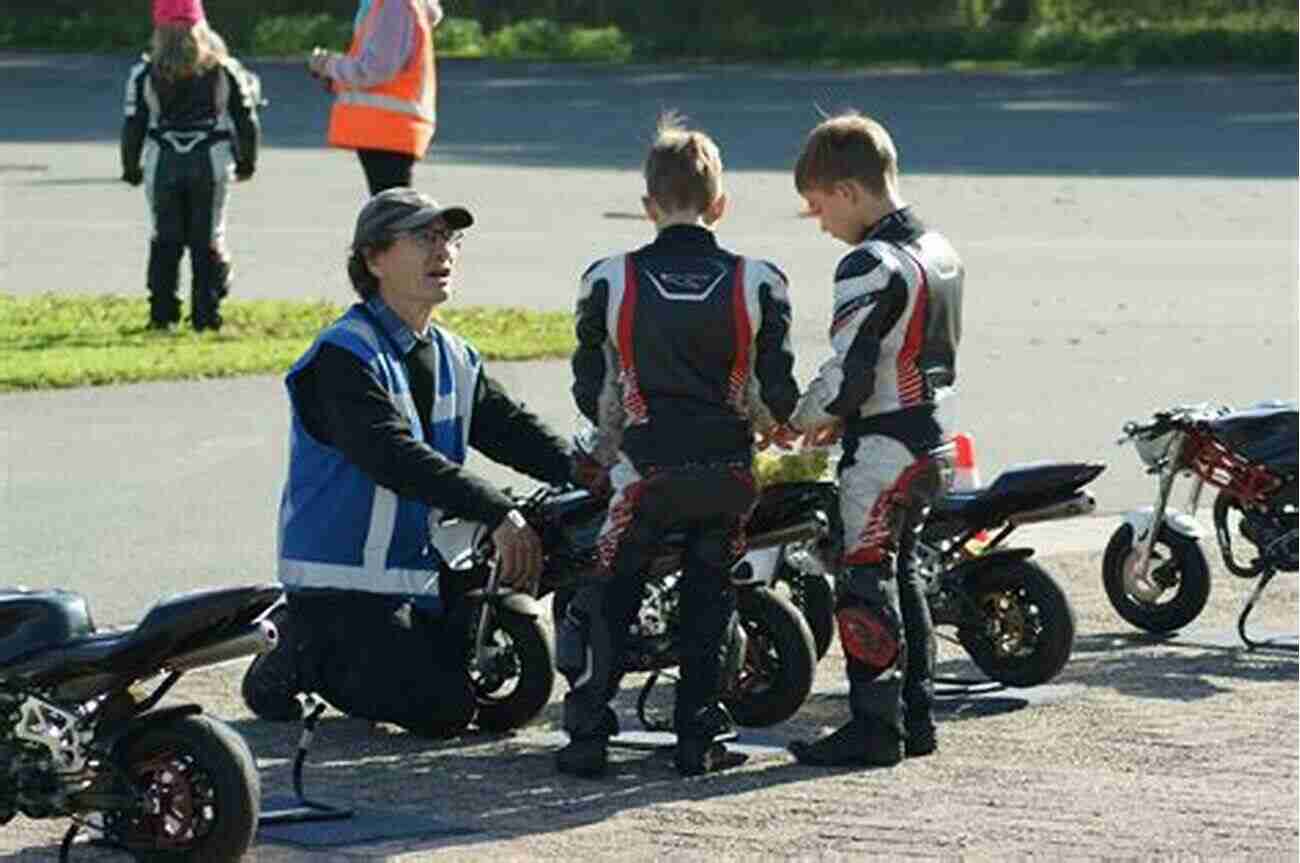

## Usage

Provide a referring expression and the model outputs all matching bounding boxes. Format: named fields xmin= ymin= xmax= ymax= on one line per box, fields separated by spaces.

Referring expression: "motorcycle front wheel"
xmin=106 ymin=714 xmax=259 ymax=862
xmin=469 ymin=606 xmax=556 ymax=732
xmin=1102 ymin=523 xmax=1211 ymax=633
xmin=724 ymin=587 xmax=816 ymax=727
xmin=956 ymin=558 xmax=1076 ymax=688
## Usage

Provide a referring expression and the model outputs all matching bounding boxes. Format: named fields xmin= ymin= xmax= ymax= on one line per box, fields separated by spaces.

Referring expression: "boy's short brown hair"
xmin=643 ymin=111 xmax=723 ymax=215
xmin=794 ymin=112 xmax=899 ymax=197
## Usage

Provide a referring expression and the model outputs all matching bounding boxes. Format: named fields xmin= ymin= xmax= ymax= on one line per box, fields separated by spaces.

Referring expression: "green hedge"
xmin=0 ymin=11 xmax=1293 ymax=67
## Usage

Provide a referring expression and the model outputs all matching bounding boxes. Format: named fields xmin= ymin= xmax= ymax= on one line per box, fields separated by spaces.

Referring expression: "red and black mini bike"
xmin=1103 ymin=401 xmax=1298 ymax=648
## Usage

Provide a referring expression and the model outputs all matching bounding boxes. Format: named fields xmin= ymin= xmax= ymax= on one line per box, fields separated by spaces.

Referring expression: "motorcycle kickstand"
xmin=1236 ymin=569 xmax=1298 ymax=653
xmin=259 ymin=695 xmax=355 ymax=825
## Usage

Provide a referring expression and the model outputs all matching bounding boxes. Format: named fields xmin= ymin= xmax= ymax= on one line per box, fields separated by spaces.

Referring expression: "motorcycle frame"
xmin=1128 ymin=425 xmax=1288 ymax=583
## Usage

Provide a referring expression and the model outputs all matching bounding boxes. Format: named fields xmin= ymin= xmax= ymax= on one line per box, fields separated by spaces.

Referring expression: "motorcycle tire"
xmin=106 ymin=714 xmax=259 ymax=862
xmin=724 ymin=587 xmax=817 ymax=727
xmin=471 ymin=607 xmax=556 ymax=733
xmin=956 ymin=558 xmax=1076 ymax=688
xmin=1102 ymin=522 xmax=1211 ymax=634
xmin=777 ymin=565 xmax=836 ymax=661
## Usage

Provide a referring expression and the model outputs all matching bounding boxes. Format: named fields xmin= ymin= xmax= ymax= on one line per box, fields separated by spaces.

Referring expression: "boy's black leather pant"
xmin=557 ymin=463 xmax=756 ymax=742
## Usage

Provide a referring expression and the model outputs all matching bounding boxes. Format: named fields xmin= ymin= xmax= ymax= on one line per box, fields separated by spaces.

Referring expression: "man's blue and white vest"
xmin=278 ymin=300 xmax=481 ymax=597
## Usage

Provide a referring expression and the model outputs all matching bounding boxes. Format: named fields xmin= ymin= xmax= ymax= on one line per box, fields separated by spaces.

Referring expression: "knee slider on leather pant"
xmin=836 ymin=605 xmax=900 ymax=676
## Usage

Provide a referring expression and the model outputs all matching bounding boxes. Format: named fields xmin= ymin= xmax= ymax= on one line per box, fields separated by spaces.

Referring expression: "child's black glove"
xmin=121 ymin=167 xmax=143 ymax=186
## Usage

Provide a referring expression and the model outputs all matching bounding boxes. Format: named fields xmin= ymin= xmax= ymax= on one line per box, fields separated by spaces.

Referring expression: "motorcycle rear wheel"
xmin=1102 ymin=523 xmax=1211 ymax=633
xmin=724 ymin=587 xmax=816 ymax=727
xmin=106 ymin=714 xmax=259 ymax=862
xmin=470 ymin=607 xmax=556 ymax=733
xmin=956 ymin=559 xmax=1076 ymax=687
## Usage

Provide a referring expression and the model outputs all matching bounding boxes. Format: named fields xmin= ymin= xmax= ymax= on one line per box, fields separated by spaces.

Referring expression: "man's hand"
xmin=492 ymin=509 xmax=542 ymax=595
xmin=802 ymin=419 xmax=844 ymax=448
xmin=307 ymin=47 xmax=333 ymax=79
xmin=572 ymin=451 xmax=611 ymax=498
xmin=121 ymin=167 xmax=143 ymax=187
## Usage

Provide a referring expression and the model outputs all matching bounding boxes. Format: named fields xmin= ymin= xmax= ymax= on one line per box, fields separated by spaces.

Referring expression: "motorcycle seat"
xmin=931 ymin=461 xmax=1105 ymax=524
xmin=128 ymin=584 xmax=282 ymax=654
xmin=0 ymin=584 xmax=281 ymax=684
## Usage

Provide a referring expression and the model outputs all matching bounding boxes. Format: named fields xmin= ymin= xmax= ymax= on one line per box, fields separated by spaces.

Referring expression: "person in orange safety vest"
xmin=308 ymin=0 xmax=443 ymax=194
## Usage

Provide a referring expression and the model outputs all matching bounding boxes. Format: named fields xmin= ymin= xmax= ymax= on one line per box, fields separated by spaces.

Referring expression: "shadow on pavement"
xmin=1056 ymin=628 xmax=1298 ymax=701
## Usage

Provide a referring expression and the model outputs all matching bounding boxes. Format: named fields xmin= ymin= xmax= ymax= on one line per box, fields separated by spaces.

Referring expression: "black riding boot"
xmin=146 ymin=239 xmax=184 ymax=327
xmin=556 ymin=705 xmax=618 ymax=778
xmin=899 ymin=566 xmax=937 ymax=757
xmin=788 ymin=676 xmax=906 ymax=768
xmin=190 ymin=245 xmax=229 ymax=331
xmin=675 ymin=703 xmax=747 ymax=776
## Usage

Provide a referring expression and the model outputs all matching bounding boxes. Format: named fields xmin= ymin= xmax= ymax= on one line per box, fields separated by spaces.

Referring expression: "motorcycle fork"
xmin=470 ymin=567 xmax=501 ymax=673
xmin=1132 ymin=433 xmax=1189 ymax=581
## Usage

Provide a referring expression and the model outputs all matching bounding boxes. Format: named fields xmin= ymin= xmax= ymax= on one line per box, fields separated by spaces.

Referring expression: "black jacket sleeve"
xmin=571 ymin=268 xmax=611 ymax=424
xmin=752 ymin=265 xmax=800 ymax=424
xmin=469 ymin=372 xmax=574 ymax=486
xmin=297 ymin=343 xmax=516 ymax=528
xmin=120 ymin=63 xmax=149 ymax=180
xmin=223 ymin=62 xmax=260 ymax=176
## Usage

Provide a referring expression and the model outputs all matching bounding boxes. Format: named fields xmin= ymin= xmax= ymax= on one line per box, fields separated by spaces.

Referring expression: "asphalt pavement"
xmin=1 ymin=54 xmax=1296 ymax=623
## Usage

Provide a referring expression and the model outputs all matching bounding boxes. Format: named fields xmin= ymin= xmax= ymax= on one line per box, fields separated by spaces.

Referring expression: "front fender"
xmin=1122 ymin=506 xmax=1205 ymax=542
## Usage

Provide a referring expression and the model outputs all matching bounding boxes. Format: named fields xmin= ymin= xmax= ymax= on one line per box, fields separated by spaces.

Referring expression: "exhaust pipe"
xmin=1006 ymin=492 xmax=1096 ymax=526
xmin=165 ymin=619 xmax=278 ymax=673
xmin=747 ymin=518 xmax=827 ymax=550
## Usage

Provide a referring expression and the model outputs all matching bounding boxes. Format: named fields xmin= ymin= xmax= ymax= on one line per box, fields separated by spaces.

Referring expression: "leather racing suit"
xmin=121 ymin=55 xmax=259 ymax=330
xmin=792 ymin=206 xmax=963 ymax=748
xmin=562 ymin=224 xmax=800 ymax=749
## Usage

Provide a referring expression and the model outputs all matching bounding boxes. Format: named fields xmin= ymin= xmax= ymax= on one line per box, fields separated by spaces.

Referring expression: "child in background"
xmin=121 ymin=0 xmax=260 ymax=331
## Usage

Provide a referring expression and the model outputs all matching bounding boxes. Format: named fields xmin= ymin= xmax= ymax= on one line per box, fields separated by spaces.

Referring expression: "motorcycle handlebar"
xmin=1121 ymin=403 xmax=1230 ymax=442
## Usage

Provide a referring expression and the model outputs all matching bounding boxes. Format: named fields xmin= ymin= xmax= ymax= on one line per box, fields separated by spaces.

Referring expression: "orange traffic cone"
xmin=952 ymin=432 xmax=981 ymax=491
xmin=950 ymin=433 xmax=989 ymax=555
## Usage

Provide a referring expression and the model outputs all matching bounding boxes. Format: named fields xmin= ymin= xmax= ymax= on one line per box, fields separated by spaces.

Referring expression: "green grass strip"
xmin=0 ymin=294 xmax=575 ymax=392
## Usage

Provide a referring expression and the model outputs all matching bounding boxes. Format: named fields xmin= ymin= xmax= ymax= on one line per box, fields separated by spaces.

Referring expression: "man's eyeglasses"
xmin=404 ymin=226 xmax=464 ymax=249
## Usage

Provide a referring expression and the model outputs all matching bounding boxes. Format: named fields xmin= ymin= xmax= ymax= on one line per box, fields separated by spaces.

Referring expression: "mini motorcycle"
xmin=914 ymin=460 xmax=1099 ymax=686
xmin=1103 ymin=401 xmax=1297 ymax=648
xmin=0 ymin=583 xmax=280 ymax=861
xmin=531 ymin=485 xmax=819 ymax=731
xmin=762 ymin=459 xmax=1100 ymax=688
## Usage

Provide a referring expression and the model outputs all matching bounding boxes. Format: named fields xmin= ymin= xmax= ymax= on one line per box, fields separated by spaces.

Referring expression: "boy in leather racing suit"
xmin=121 ymin=3 xmax=259 ymax=331
xmin=785 ymin=112 xmax=964 ymax=767
xmin=556 ymin=113 xmax=801 ymax=778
